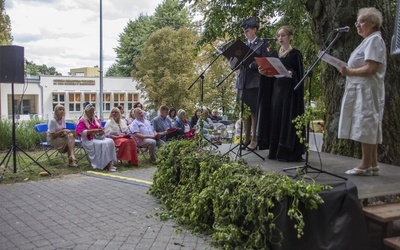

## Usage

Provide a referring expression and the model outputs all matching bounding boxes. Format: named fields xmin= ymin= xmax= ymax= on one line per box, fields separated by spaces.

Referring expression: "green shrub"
xmin=149 ymin=139 xmax=331 ymax=249
xmin=0 ymin=120 xmax=12 ymax=150
xmin=0 ymin=119 xmax=46 ymax=151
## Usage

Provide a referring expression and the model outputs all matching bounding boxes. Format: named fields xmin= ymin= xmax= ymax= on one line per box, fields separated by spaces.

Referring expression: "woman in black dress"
xmin=259 ymin=26 xmax=305 ymax=162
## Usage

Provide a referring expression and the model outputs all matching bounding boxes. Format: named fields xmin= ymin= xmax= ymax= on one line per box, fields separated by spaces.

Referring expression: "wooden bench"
xmin=384 ymin=236 xmax=400 ymax=250
xmin=363 ymin=202 xmax=400 ymax=249
xmin=362 ymin=202 xmax=400 ymax=238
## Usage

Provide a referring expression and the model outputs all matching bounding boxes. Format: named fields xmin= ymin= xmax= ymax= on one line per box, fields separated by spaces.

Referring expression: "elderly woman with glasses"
xmin=47 ymin=104 xmax=78 ymax=167
xmin=174 ymin=109 xmax=195 ymax=139
xmin=76 ymin=104 xmax=117 ymax=172
xmin=338 ymin=7 xmax=387 ymax=176
xmin=104 ymin=107 xmax=138 ymax=166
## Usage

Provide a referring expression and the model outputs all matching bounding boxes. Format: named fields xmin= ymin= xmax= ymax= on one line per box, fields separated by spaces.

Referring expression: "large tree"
xmin=0 ymin=0 xmax=12 ymax=45
xmin=184 ymin=0 xmax=400 ymax=165
xmin=133 ymin=27 xmax=199 ymax=111
xmin=110 ymin=0 xmax=191 ymax=77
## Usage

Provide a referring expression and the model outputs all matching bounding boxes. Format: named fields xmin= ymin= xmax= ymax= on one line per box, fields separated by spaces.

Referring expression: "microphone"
xmin=333 ymin=26 xmax=350 ymax=33
xmin=220 ymin=40 xmax=233 ymax=51
xmin=263 ymin=37 xmax=277 ymax=42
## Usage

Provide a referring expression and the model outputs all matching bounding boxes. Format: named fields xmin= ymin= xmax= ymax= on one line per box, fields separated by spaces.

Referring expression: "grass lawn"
xmin=0 ymin=148 xmax=154 ymax=185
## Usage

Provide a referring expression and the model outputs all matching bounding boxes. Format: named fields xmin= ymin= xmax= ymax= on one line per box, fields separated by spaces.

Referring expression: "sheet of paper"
xmin=255 ymin=57 xmax=292 ymax=78
xmin=318 ymin=51 xmax=347 ymax=69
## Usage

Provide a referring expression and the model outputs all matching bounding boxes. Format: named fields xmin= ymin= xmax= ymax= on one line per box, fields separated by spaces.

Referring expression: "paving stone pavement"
xmin=0 ymin=168 xmax=214 ymax=250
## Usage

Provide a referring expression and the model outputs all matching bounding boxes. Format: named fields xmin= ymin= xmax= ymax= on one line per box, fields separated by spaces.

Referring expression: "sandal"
xmin=68 ymin=159 xmax=78 ymax=167
xmin=345 ymin=167 xmax=372 ymax=176
xmin=371 ymin=166 xmax=380 ymax=176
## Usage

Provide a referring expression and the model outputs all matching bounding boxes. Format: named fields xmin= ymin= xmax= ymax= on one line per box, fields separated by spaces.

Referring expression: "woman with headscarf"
xmin=105 ymin=107 xmax=138 ymax=166
xmin=76 ymin=104 xmax=117 ymax=171
xmin=47 ymin=104 xmax=78 ymax=167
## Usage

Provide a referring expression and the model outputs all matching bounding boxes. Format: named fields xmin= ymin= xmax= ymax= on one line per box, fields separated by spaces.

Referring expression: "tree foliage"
xmin=110 ymin=0 xmax=191 ymax=77
xmin=25 ymin=60 xmax=61 ymax=76
xmin=0 ymin=0 xmax=12 ymax=45
xmin=133 ymin=27 xmax=199 ymax=111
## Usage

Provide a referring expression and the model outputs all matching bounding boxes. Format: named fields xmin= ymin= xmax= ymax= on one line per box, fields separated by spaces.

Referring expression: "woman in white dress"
xmin=338 ymin=7 xmax=387 ymax=176
xmin=76 ymin=104 xmax=117 ymax=172
xmin=47 ymin=104 xmax=77 ymax=167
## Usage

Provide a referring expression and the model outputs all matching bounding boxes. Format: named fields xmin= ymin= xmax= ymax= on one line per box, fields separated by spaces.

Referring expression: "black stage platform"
xmin=219 ymin=144 xmax=400 ymax=200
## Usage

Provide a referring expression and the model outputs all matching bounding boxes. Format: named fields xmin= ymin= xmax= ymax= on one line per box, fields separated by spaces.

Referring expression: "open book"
xmin=318 ymin=51 xmax=347 ymax=69
xmin=222 ymin=40 xmax=260 ymax=68
xmin=254 ymin=57 xmax=292 ymax=78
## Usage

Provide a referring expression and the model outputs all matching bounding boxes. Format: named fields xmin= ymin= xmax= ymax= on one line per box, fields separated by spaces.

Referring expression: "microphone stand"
xmin=189 ymin=50 xmax=224 ymax=149
xmin=218 ymin=40 xmax=265 ymax=161
xmin=283 ymin=31 xmax=347 ymax=180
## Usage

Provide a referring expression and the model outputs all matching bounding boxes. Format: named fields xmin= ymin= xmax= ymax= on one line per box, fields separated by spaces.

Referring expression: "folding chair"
xmin=34 ymin=123 xmax=65 ymax=163
xmin=137 ymin=145 xmax=149 ymax=161
xmin=65 ymin=121 xmax=87 ymax=162
xmin=126 ymin=127 xmax=149 ymax=162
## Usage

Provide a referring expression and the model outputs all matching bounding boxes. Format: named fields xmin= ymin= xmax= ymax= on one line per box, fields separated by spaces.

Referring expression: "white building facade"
xmin=0 ymin=76 xmax=142 ymax=121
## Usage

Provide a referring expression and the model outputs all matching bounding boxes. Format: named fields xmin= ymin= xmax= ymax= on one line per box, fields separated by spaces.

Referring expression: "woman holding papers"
xmin=338 ymin=7 xmax=386 ymax=176
xmin=258 ymin=26 xmax=305 ymax=162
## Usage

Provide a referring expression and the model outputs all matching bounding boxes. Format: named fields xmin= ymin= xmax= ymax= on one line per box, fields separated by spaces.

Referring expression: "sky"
xmin=5 ymin=0 xmax=165 ymax=76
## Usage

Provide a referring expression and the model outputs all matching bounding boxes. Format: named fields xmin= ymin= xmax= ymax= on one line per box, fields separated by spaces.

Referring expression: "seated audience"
xmin=127 ymin=108 xmax=136 ymax=125
xmin=234 ymin=113 xmax=244 ymax=144
xmin=174 ymin=109 xmax=195 ymax=139
xmin=105 ymin=107 xmax=138 ymax=166
xmin=47 ymin=104 xmax=78 ymax=167
xmin=167 ymin=107 xmax=177 ymax=123
xmin=196 ymin=108 xmax=222 ymax=145
xmin=210 ymin=109 xmax=222 ymax=123
xmin=152 ymin=105 xmax=184 ymax=141
xmin=76 ymin=104 xmax=117 ymax=172
xmin=117 ymin=105 xmax=128 ymax=125
xmin=130 ymin=108 xmax=164 ymax=165
xmin=190 ymin=108 xmax=201 ymax=128
xmin=134 ymin=102 xmax=149 ymax=120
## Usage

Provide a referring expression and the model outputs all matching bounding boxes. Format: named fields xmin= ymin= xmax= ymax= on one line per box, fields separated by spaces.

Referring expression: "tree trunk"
xmin=304 ymin=0 xmax=400 ymax=165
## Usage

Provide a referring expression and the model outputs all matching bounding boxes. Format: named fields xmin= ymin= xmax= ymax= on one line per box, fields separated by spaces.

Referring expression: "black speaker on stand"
xmin=0 ymin=45 xmax=50 ymax=181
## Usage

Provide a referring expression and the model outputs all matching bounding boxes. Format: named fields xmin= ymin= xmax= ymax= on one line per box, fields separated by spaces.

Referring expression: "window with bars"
xmin=103 ymin=93 xmax=111 ymax=111
xmin=52 ymin=93 xmax=65 ymax=111
xmin=127 ymin=93 xmax=139 ymax=110
xmin=84 ymin=93 xmax=97 ymax=109
xmin=68 ymin=93 xmax=81 ymax=112
xmin=114 ymin=93 xmax=125 ymax=108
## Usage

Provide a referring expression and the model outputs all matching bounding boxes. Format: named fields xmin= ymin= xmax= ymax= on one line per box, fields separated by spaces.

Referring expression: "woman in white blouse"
xmin=338 ymin=7 xmax=387 ymax=176
xmin=47 ymin=104 xmax=77 ymax=167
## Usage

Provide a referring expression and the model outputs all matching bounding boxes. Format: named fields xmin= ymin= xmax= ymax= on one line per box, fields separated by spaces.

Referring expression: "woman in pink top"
xmin=76 ymin=104 xmax=117 ymax=172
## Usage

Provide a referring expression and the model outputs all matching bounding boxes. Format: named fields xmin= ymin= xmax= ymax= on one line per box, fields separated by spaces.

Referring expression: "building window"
xmin=103 ymin=93 xmax=111 ymax=111
xmin=127 ymin=93 xmax=139 ymax=110
xmin=52 ymin=93 xmax=65 ymax=111
xmin=84 ymin=93 xmax=97 ymax=109
xmin=69 ymin=93 xmax=81 ymax=112
xmin=114 ymin=93 xmax=125 ymax=108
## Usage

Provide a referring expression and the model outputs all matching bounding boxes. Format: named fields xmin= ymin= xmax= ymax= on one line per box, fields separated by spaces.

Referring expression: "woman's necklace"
xmin=279 ymin=45 xmax=292 ymax=58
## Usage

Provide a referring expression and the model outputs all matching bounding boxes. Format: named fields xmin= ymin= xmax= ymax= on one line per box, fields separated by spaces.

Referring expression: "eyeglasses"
xmin=111 ymin=111 xmax=117 ymax=114
xmin=354 ymin=19 xmax=366 ymax=27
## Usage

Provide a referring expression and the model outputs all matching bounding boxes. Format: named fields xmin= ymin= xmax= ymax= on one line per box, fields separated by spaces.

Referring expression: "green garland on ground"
xmin=149 ymin=139 xmax=331 ymax=249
